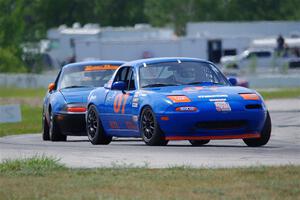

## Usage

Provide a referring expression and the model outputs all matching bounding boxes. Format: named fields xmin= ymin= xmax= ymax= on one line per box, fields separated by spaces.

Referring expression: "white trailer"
xmin=75 ymin=37 xmax=208 ymax=61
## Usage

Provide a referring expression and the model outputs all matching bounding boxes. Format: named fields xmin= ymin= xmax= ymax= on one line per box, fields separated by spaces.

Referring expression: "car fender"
xmin=87 ymin=87 xmax=110 ymax=114
xmin=49 ymin=91 xmax=66 ymax=115
xmin=137 ymin=91 xmax=172 ymax=117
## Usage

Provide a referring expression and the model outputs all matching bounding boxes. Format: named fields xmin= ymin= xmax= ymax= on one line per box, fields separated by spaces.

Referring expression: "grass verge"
xmin=0 ymin=105 xmax=42 ymax=137
xmin=0 ymin=156 xmax=65 ymax=176
xmin=0 ymin=157 xmax=299 ymax=200
xmin=258 ymin=87 xmax=300 ymax=99
xmin=0 ymin=87 xmax=45 ymax=98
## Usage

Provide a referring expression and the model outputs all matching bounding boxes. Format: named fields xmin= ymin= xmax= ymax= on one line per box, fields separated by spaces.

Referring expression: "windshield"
xmin=59 ymin=64 xmax=120 ymax=89
xmin=139 ymin=61 xmax=229 ymax=88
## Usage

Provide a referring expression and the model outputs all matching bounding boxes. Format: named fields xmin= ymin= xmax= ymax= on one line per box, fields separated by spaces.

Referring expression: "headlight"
xmin=239 ymin=93 xmax=260 ymax=100
xmin=167 ymin=95 xmax=191 ymax=103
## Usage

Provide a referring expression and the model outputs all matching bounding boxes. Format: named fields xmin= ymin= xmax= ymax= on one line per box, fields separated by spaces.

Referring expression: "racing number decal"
xmin=113 ymin=94 xmax=122 ymax=113
xmin=113 ymin=94 xmax=129 ymax=114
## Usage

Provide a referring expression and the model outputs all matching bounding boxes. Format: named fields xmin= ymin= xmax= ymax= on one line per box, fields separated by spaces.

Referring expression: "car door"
xmin=102 ymin=67 xmax=138 ymax=136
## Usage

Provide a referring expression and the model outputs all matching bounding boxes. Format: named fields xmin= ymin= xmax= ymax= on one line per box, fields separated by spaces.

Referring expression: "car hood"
xmin=142 ymin=85 xmax=257 ymax=102
xmin=59 ymin=87 xmax=93 ymax=104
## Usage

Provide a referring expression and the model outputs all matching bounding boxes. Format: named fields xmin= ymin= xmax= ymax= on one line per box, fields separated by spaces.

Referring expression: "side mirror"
xmin=48 ymin=83 xmax=55 ymax=92
xmin=228 ymin=77 xmax=238 ymax=86
xmin=111 ymin=81 xmax=126 ymax=93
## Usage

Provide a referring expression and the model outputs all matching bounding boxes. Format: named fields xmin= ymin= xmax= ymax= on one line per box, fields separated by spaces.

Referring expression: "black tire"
xmin=243 ymin=111 xmax=271 ymax=147
xmin=86 ymin=105 xmax=112 ymax=145
xmin=189 ymin=140 xmax=210 ymax=146
xmin=42 ymin=113 xmax=50 ymax=141
xmin=49 ymin=113 xmax=67 ymax=141
xmin=140 ymin=106 xmax=168 ymax=146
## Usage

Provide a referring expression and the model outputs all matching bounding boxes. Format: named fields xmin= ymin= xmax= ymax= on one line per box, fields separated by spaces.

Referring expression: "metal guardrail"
xmin=0 ymin=73 xmax=56 ymax=88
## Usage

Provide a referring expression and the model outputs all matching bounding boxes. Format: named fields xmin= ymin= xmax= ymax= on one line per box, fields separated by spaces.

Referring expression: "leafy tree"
xmin=95 ymin=0 xmax=146 ymax=26
xmin=1 ymin=0 xmax=300 ymax=72
xmin=0 ymin=48 xmax=26 ymax=72
xmin=145 ymin=0 xmax=196 ymax=35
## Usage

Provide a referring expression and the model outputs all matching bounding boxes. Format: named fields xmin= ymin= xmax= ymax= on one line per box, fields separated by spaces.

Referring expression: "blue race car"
xmin=86 ymin=57 xmax=271 ymax=146
xmin=42 ymin=60 xmax=124 ymax=141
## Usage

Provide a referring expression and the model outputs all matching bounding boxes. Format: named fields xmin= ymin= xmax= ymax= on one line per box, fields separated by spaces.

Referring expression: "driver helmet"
xmin=174 ymin=67 xmax=196 ymax=83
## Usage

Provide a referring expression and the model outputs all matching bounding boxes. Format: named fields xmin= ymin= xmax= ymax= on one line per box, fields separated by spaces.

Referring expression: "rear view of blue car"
xmin=42 ymin=60 xmax=124 ymax=141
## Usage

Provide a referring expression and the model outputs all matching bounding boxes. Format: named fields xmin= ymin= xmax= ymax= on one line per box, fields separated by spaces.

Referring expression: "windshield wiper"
xmin=142 ymin=83 xmax=179 ymax=88
xmin=186 ymin=81 xmax=223 ymax=85
xmin=61 ymin=85 xmax=91 ymax=89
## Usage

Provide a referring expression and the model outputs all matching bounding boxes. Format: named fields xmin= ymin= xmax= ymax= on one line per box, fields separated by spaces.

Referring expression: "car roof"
xmin=62 ymin=60 xmax=125 ymax=70
xmin=122 ymin=57 xmax=214 ymax=68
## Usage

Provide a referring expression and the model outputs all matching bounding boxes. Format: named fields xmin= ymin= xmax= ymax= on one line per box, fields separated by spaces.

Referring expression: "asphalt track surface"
xmin=0 ymin=99 xmax=299 ymax=168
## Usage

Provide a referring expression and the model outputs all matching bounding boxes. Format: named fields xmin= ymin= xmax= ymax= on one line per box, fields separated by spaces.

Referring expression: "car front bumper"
xmin=54 ymin=113 xmax=86 ymax=136
xmin=156 ymin=109 xmax=266 ymax=140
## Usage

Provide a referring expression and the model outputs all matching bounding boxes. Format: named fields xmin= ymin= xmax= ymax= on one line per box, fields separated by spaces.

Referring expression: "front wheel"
xmin=140 ymin=106 xmax=168 ymax=146
xmin=86 ymin=105 xmax=112 ymax=145
xmin=243 ymin=111 xmax=271 ymax=147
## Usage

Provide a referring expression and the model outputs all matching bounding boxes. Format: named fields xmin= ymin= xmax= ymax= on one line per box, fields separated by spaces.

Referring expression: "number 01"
xmin=113 ymin=94 xmax=129 ymax=114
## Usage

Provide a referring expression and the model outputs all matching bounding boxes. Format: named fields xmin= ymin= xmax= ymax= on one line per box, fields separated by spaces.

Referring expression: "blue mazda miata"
xmin=42 ymin=60 xmax=124 ymax=141
xmin=86 ymin=57 xmax=271 ymax=146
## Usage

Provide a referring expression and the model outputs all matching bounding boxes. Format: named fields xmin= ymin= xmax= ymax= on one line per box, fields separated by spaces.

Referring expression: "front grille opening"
xmin=245 ymin=104 xmax=262 ymax=109
xmin=197 ymin=120 xmax=247 ymax=130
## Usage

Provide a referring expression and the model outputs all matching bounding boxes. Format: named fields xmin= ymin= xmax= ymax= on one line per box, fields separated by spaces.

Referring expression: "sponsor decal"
xmin=198 ymin=94 xmax=228 ymax=99
xmin=183 ymin=86 xmax=203 ymax=92
xmin=214 ymin=101 xmax=231 ymax=112
xmin=84 ymin=65 xmax=119 ymax=71
xmin=209 ymin=98 xmax=226 ymax=102
xmin=109 ymin=121 xmax=119 ymax=129
xmin=132 ymin=102 xmax=138 ymax=108
xmin=167 ymin=95 xmax=191 ymax=103
xmin=209 ymin=86 xmax=218 ymax=91
xmin=132 ymin=115 xmax=138 ymax=122
xmin=125 ymin=121 xmax=138 ymax=129
xmin=132 ymin=92 xmax=139 ymax=107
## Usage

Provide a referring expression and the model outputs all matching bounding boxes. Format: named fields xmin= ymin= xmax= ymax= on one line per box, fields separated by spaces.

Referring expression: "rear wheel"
xmin=49 ymin=113 xmax=67 ymax=141
xmin=86 ymin=105 xmax=112 ymax=145
xmin=189 ymin=140 xmax=210 ymax=146
xmin=243 ymin=111 xmax=271 ymax=147
xmin=42 ymin=113 xmax=50 ymax=141
xmin=140 ymin=106 xmax=168 ymax=146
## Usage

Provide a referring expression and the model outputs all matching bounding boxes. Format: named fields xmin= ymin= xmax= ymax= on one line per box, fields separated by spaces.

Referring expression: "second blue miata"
xmin=86 ymin=57 xmax=271 ymax=146
xmin=42 ymin=60 xmax=124 ymax=141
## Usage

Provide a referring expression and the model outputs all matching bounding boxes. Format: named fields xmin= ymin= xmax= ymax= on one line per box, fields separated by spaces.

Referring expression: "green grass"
xmin=0 ymin=87 xmax=44 ymax=137
xmin=0 ymin=87 xmax=46 ymax=98
xmin=0 ymin=156 xmax=65 ymax=176
xmin=0 ymin=105 xmax=42 ymax=137
xmin=258 ymin=88 xmax=300 ymax=99
xmin=0 ymin=157 xmax=299 ymax=200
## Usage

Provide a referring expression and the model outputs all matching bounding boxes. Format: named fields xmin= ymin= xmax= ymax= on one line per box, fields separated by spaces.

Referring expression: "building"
xmin=186 ymin=21 xmax=300 ymax=63
xmin=44 ymin=21 xmax=300 ymax=67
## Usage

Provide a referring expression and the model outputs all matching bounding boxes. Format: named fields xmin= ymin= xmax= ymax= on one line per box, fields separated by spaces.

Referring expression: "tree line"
xmin=1 ymin=0 xmax=300 ymax=72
